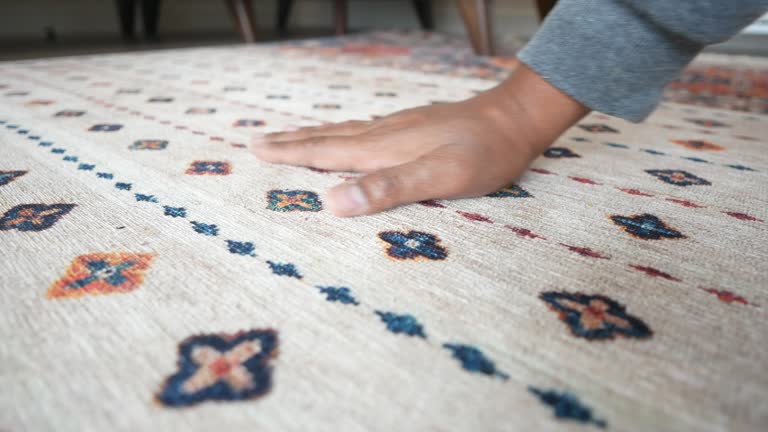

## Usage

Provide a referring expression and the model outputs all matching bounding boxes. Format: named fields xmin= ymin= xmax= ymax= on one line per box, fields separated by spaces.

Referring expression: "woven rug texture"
xmin=1 ymin=32 xmax=767 ymax=432
xmin=280 ymin=31 xmax=768 ymax=113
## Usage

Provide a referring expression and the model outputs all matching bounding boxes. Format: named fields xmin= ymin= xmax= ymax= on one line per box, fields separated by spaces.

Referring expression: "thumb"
xmin=326 ymin=148 xmax=463 ymax=217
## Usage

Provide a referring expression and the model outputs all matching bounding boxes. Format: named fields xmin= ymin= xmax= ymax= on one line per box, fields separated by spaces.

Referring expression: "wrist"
xmin=485 ymin=63 xmax=590 ymax=157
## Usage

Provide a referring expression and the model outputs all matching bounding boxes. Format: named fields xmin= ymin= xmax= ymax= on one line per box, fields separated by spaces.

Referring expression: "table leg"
xmin=456 ymin=0 xmax=493 ymax=56
xmin=334 ymin=0 xmax=348 ymax=35
xmin=142 ymin=0 xmax=161 ymax=39
xmin=277 ymin=0 xmax=294 ymax=33
xmin=413 ymin=0 xmax=434 ymax=30
xmin=116 ymin=0 xmax=136 ymax=40
xmin=536 ymin=0 xmax=558 ymax=20
xmin=225 ymin=0 xmax=257 ymax=43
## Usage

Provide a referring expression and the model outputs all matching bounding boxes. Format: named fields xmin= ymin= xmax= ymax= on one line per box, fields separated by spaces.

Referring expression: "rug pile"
xmin=1 ymin=32 xmax=767 ymax=431
xmin=281 ymin=30 xmax=768 ymax=113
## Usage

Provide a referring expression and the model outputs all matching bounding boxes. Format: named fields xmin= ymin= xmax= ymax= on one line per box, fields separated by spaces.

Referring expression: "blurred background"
xmin=1 ymin=0 xmax=767 ymax=61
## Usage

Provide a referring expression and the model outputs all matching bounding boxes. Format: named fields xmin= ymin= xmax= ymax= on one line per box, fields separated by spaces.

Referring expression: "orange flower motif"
xmin=48 ymin=253 xmax=155 ymax=299
xmin=0 ymin=203 xmax=75 ymax=232
xmin=156 ymin=330 xmax=278 ymax=407
xmin=266 ymin=189 xmax=322 ymax=212
xmin=185 ymin=161 xmax=231 ymax=175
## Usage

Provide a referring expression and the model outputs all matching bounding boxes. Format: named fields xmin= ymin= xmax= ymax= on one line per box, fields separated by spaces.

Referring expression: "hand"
xmin=252 ymin=64 xmax=589 ymax=216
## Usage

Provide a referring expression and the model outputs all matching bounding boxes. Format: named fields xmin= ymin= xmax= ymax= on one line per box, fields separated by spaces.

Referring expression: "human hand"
xmin=252 ymin=64 xmax=589 ymax=216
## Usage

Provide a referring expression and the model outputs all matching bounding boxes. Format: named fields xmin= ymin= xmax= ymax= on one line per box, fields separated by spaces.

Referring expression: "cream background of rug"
xmin=1 ymin=46 xmax=767 ymax=431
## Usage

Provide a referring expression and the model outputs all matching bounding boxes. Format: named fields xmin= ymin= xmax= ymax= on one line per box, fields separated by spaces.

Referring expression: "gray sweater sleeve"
xmin=517 ymin=0 xmax=768 ymax=121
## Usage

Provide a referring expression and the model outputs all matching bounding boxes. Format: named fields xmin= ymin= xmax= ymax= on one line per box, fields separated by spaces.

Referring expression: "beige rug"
xmin=1 ymin=38 xmax=767 ymax=432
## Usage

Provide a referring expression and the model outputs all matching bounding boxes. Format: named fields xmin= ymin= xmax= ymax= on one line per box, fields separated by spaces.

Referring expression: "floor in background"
xmin=1 ymin=31 xmax=767 ymax=432
xmin=0 ymin=33 xmax=241 ymax=61
xmin=276 ymin=30 xmax=768 ymax=114
xmin=0 ymin=30 xmax=334 ymax=61
xmin=4 ymin=30 xmax=768 ymax=114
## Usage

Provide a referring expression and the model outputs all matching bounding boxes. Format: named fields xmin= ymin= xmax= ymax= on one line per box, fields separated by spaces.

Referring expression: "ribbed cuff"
xmin=517 ymin=0 xmax=702 ymax=122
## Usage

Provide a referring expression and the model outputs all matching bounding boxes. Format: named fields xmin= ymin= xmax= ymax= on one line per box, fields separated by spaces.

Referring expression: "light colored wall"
xmin=743 ymin=12 xmax=768 ymax=34
xmin=0 ymin=0 xmax=539 ymax=44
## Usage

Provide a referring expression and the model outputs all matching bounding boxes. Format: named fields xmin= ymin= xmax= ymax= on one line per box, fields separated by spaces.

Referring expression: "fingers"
xmin=252 ymin=134 xmax=365 ymax=171
xmin=326 ymin=146 xmax=469 ymax=217
xmin=264 ymin=120 xmax=371 ymax=143
xmin=252 ymin=126 xmax=421 ymax=171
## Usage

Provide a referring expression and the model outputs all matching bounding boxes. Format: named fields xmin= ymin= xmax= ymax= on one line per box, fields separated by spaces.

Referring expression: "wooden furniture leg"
xmin=116 ymin=0 xmax=137 ymax=40
xmin=334 ymin=0 xmax=348 ymax=35
xmin=141 ymin=0 xmax=161 ymax=39
xmin=277 ymin=0 xmax=294 ymax=33
xmin=412 ymin=0 xmax=434 ymax=30
xmin=535 ymin=0 xmax=557 ymax=20
xmin=225 ymin=0 xmax=257 ymax=43
xmin=456 ymin=0 xmax=493 ymax=56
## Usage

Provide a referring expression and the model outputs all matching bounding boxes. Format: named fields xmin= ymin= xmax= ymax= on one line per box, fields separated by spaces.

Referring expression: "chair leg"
xmin=412 ymin=0 xmax=434 ymax=30
xmin=116 ymin=0 xmax=137 ymax=40
xmin=277 ymin=0 xmax=294 ymax=33
xmin=535 ymin=0 xmax=557 ymax=20
xmin=334 ymin=0 xmax=348 ymax=35
xmin=225 ymin=0 xmax=257 ymax=43
xmin=456 ymin=0 xmax=493 ymax=56
xmin=141 ymin=0 xmax=161 ymax=39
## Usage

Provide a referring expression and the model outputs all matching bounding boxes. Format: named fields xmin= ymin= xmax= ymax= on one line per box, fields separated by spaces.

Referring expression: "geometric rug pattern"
xmin=1 ymin=33 xmax=766 ymax=431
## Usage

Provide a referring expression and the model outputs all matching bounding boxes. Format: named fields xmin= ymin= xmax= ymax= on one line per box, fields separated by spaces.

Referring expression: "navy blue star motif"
xmin=543 ymin=147 xmax=581 ymax=158
xmin=578 ymin=124 xmax=618 ymax=133
xmin=378 ymin=230 xmax=447 ymax=261
xmin=0 ymin=203 xmax=76 ymax=232
xmin=0 ymin=170 xmax=27 ymax=186
xmin=645 ymin=169 xmax=710 ymax=186
xmin=610 ymin=213 xmax=684 ymax=240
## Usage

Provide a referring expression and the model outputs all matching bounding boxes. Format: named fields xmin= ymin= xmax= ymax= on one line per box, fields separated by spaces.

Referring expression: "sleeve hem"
xmin=517 ymin=0 xmax=702 ymax=122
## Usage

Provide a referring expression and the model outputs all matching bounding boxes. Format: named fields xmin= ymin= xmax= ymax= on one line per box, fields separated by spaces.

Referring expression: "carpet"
xmin=1 ymin=33 xmax=767 ymax=432
xmin=279 ymin=30 xmax=768 ymax=114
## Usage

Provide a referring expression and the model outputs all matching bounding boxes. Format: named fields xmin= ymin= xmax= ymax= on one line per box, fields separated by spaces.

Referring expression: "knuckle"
xmin=302 ymin=136 xmax=327 ymax=150
xmin=253 ymin=143 xmax=284 ymax=162
xmin=262 ymin=141 xmax=283 ymax=153
xmin=366 ymin=173 xmax=401 ymax=204
xmin=298 ymin=136 xmax=338 ymax=167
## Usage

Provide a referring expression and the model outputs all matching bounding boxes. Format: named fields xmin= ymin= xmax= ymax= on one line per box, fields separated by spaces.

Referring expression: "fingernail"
xmin=329 ymin=182 xmax=368 ymax=216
